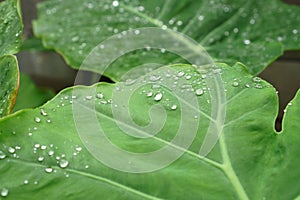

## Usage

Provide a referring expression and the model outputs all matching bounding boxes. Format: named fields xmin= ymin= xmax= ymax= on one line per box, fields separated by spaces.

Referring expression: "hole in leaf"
xmin=259 ymin=50 xmax=300 ymax=131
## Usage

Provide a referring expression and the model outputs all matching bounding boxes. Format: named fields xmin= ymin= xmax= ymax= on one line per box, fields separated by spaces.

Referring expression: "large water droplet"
xmin=154 ymin=93 xmax=163 ymax=101
xmin=40 ymin=109 xmax=47 ymax=116
xmin=195 ymin=89 xmax=204 ymax=96
xmin=243 ymin=39 xmax=251 ymax=45
xmin=34 ymin=117 xmax=41 ymax=123
xmin=48 ymin=150 xmax=54 ymax=156
xmin=232 ymin=82 xmax=239 ymax=87
xmin=38 ymin=156 xmax=44 ymax=162
xmin=59 ymin=159 xmax=69 ymax=168
xmin=0 ymin=151 xmax=6 ymax=159
xmin=45 ymin=167 xmax=53 ymax=173
xmin=1 ymin=188 xmax=8 ymax=197
xmin=96 ymin=93 xmax=104 ymax=99
xmin=8 ymin=147 xmax=15 ymax=154
xmin=112 ymin=0 xmax=119 ymax=7
xmin=171 ymin=105 xmax=177 ymax=110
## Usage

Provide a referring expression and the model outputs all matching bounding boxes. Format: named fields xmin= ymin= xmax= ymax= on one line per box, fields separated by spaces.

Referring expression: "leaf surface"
xmin=0 ymin=63 xmax=299 ymax=199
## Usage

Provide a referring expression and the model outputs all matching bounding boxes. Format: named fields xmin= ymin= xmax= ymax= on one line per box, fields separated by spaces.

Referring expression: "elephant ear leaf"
xmin=0 ymin=0 xmax=23 ymax=117
xmin=33 ymin=0 xmax=300 ymax=79
xmin=0 ymin=63 xmax=299 ymax=199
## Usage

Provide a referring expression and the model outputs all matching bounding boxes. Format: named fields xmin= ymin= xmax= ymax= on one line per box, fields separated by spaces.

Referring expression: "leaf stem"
xmin=219 ymin=135 xmax=249 ymax=200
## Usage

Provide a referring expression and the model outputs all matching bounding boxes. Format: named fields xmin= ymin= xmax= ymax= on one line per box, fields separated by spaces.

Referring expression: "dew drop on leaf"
xmin=48 ymin=150 xmax=54 ymax=156
xmin=8 ymin=147 xmax=15 ymax=154
xmin=195 ymin=89 xmax=204 ymax=96
xmin=34 ymin=117 xmax=41 ymax=123
xmin=147 ymin=91 xmax=153 ymax=97
xmin=154 ymin=93 xmax=163 ymax=101
xmin=45 ymin=167 xmax=53 ymax=173
xmin=112 ymin=0 xmax=119 ymax=7
xmin=244 ymin=39 xmax=251 ymax=45
xmin=171 ymin=105 xmax=177 ymax=110
xmin=232 ymin=82 xmax=239 ymax=87
xmin=40 ymin=109 xmax=47 ymax=116
xmin=59 ymin=159 xmax=69 ymax=168
xmin=38 ymin=156 xmax=44 ymax=162
xmin=1 ymin=188 xmax=8 ymax=197
xmin=0 ymin=151 xmax=6 ymax=159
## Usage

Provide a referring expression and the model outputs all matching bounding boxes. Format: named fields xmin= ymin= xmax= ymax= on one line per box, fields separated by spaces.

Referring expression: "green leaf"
xmin=0 ymin=55 xmax=19 ymax=117
xmin=12 ymin=73 xmax=55 ymax=112
xmin=0 ymin=0 xmax=23 ymax=117
xmin=33 ymin=0 xmax=300 ymax=79
xmin=0 ymin=63 xmax=299 ymax=199
xmin=0 ymin=0 xmax=22 ymax=56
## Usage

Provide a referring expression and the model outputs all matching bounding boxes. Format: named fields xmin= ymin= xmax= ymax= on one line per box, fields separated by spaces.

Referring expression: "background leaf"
xmin=12 ymin=73 xmax=55 ymax=112
xmin=0 ymin=0 xmax=23 ymax=117
xmin=0 ymin=0 xmax=22 ymax=56
xmin=0 ymin=63 xmax=299 ymax=199
xmin=33 ymin=0 xmax=300 ymax=80
xmin=0 ymin=55 xmax=19 ymax=117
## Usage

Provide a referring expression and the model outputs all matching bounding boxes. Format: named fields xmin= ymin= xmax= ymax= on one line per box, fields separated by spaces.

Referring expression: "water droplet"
xmin=38 ymin=156 xmax=44 ymax=162
xmin=233 ymin=28 xmax=239 ymax=33
xmin=85 ymin=96 xmax=93 ymax=100
xmin=292 ymin=29 xmax=298 ymax=34
xmin=24 ymin=180 xmax=29 ymax=185
xmin=40 ymin=109 xmax=47 ymax=116
xmin=154 ymin=93 xmax=163 ymax=101
xmin=171 ymin=105 xmax=177 ymax=110
xmin=147 ymin=91 xmax=153 ymax=97
xmin=125 ymin=79 xmax=136 ymax=85
xmin=85 ymin=165 xmax=89 ymax=169
xmin=255 ymin=84 xmax=263 ymax=89
xmin=277 ymin=36 xmax=283 ymax=42
xmin=134 ymin=29 xmax=140 ymax=35
xmin=8 ymin=147 xmax=15 ymax=154
xmin=252 ymin=77 xmax=261 ymax=83
xmin=177 ymin=71 xmax=185 ymax=77
xmin=195 ymin=89 xmax=204 ymax=96
xmin=185 ymin=75 xmax=192 ymax=80
xmin=48 ymin=150 xmax=54 ymax=156
xmin=149 ymin=75 xmax=161 ymax=81
xmin=177 ymin=20 xmax=183 ymax=26
xmin=0 ymin=151 xmax=6 ymax=159
xmin=198 ymin=15 xmax=204 ymax=21
xmin=34 ymin=117 xmax=41 ymax=123
xmin=245 ymin=84 xmax=250 ymax=88
xmin=288 ymin=102 xmax=292 ymax=106
xmin=41 ymin=145 xmax=47 ymax=150
xmin=76 ymin=147 xmax=82 ymax=152
xmin=249 ymin=19 xmax=255 ymax=24
xmin=244 ymin=39 xmax=251 ymax=45
xmin=59 ymin=159 xmax=69 ymax=168
xmin=232 ymin=82 xmax=239 ymax=87
xmin=96 ymin=93 xmax=104 ymax=99
xmin=45 ymin=167 xmax=53 ymax=173
xmin=112 ymin=1 xmax=119 ymax=7
xmin=1 ymin=188 xmax=8 ymax=197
